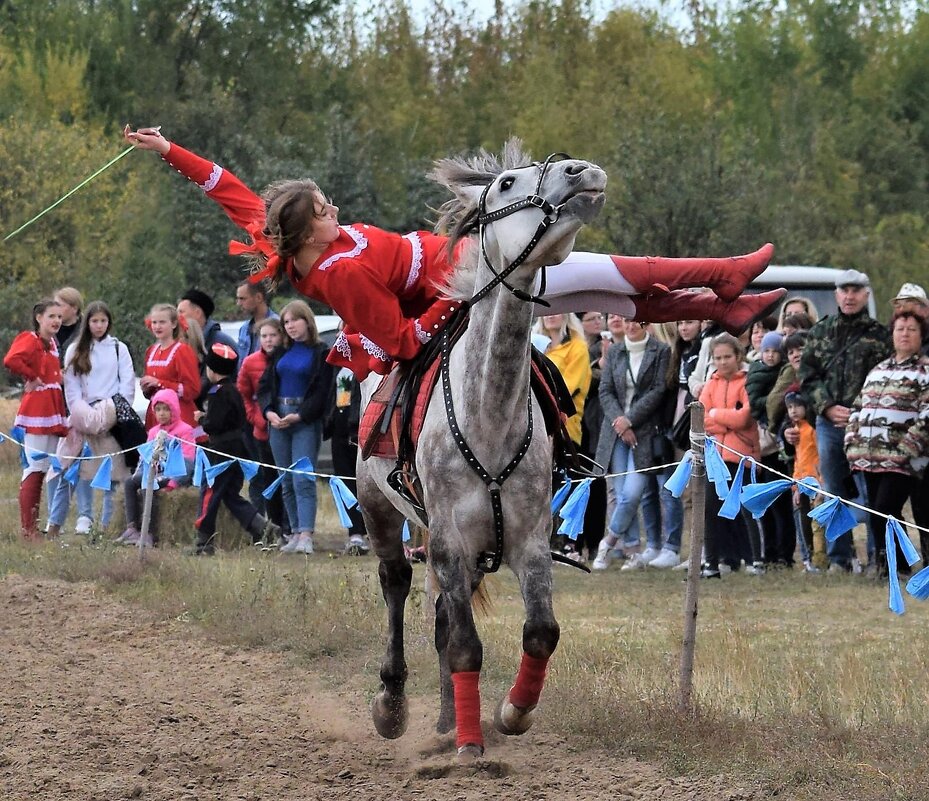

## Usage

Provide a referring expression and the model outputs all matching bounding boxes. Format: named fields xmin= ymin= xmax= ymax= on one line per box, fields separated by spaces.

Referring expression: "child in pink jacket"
xmin=117 ymin=388 xmax=195 ymax=547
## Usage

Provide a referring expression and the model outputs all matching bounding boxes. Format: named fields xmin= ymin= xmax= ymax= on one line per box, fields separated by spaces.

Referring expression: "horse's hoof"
xmin=435 ymin=713 xmax=455 ymax=735
xmin=371 ymin=691 xmax=409 ymax=739
xmin=457 ymin=743 xmax=484 ymax=761
xmin=493 ymin=695 xmax=535 ymax=736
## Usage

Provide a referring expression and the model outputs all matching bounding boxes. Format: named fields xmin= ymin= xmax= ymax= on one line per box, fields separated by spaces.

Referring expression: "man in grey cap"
xmin=798 ymin=269 xmax=892 ymax=572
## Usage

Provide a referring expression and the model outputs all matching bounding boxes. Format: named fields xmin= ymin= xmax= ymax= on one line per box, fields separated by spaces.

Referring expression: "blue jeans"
xmin=267 ymin=402 xmax=321 ymax=534
xmin=48 ymin=476 xmax=105 ymax=527
xmin=608 ymin=440 xmax=649 ymax=548
xmin=815 ymin=415 xmax=875 ymax=566
xmin=640 ymin=466 xmax=683 ymax=553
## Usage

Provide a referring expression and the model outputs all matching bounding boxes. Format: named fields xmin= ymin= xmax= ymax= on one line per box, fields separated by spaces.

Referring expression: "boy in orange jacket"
xmin=783 ymin=391 xmax=824 ymax=571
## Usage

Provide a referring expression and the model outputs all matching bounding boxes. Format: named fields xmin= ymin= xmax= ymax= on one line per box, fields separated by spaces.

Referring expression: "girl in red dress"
xmin=141 ymin=303 xmax=202 ymax=429
xmin=3 ymin=299 xmax=69 ymax=539
xmin=125 ymin=126 xmax=783 ymax=381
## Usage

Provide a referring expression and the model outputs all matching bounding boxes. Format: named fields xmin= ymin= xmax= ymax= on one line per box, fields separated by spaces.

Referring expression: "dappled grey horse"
xmin=356 ymin=141 xmax=607 ymax=758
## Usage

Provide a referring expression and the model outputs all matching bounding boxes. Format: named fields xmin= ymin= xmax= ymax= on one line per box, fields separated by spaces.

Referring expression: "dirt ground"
xmin=0 ymin=575 xmax=758 ymax=801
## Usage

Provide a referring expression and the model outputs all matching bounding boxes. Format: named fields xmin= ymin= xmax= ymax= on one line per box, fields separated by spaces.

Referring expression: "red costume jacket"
xmin=142 ymin=341 xmax=201 ymax=429
xmin=162 ymin=143 xmax=462 ymax=380
xmin=237 ymin=349 xmax=269 ymax=441
xmin=4 ymin=332 xmax=68 ymax=436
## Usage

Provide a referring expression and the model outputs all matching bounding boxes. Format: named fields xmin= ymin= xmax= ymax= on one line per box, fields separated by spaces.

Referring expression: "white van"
xmin=747 ymin=265 xmax=878 ymax=318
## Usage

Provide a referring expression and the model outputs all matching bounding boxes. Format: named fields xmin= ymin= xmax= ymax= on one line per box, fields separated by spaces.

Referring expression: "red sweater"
xmin=237 ymin=350 xmax=269 ymax=441
xmin=4 ymin=332 xmax=68 ymax=436
xmin=142 ymin=341 xmax=201 ymax=429
xmin=162 ymin=143 xmax=461 ymax=380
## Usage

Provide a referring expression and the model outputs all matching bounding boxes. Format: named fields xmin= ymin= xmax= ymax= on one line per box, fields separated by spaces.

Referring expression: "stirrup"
xmin=387 ymin=465 xmax=428 ymax=521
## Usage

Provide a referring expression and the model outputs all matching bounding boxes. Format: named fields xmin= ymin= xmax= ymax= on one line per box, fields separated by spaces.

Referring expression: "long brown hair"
xmin=280 ymin=300 xmax=319 ymax=347
xmin=256 ymin=179 xmax=323 ymax=290
xmin=69 ymin=300 xmax=112 ymax=376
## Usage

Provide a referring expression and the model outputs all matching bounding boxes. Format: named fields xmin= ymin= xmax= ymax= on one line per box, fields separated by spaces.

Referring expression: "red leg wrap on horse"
xmin=451 ymin=671 xmax=483 ymax=749
xmin=509 ymin=653 xmax=549 ymax=709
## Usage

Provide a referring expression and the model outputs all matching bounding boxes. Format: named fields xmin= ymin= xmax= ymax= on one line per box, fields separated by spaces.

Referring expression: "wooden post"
xmin=137 ymin=432 xmax=165 ymax=561
xmin=678 ymin=402 xmax=706 ymax=714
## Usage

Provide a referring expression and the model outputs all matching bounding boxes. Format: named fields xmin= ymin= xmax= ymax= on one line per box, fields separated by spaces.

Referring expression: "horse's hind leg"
xmin=365 ymin=499 xmax=413 ymax=739
xmin=494 ymin=552 xmax=560 ymax=736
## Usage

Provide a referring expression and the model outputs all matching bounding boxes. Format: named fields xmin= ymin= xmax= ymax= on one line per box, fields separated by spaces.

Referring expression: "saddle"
xmin=358 ymin=306 xmax=583 ymax=474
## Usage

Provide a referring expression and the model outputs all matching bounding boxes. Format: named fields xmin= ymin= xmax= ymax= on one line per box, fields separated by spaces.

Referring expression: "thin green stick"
xmin=2 ymin=145 xmax=136 ymax=243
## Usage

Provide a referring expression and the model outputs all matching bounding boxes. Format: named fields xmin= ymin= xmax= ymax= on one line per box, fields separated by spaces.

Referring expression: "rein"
xmin=440 ymin=327 xmax=534 ymax=573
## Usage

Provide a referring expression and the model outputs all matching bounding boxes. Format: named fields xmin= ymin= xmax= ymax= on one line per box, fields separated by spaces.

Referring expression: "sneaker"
xmin=621 ymin=551 xmax=651 ymax=571
xmin=648 ymin=548 xmax=680 ymax=569
xmin=115 ymin=526 xmax=139 ymax=544
xmin=279 ymin=535 xmax=302 ymax=553
xmin=828 ymin=561 xmax=852 ymax=574
xmin=719 ymin=562 xmax=733 ymax=575
xmin=122 ymin=529 xmax=141 ymax=546
xmin=802 ymin=560 xmax=821 ymax=574
xmin=745 ymin=561 xmax=766 ymax=576
xmin=290 ymin=534 xmax=314 ymax=554
xmin=592 ymin=540 xmax=614 ymax=571
xmin=672 ymin=558 xmax=690 ymax=571
xmin=700 ymin=564 xmax=722 ymax=579
xmin=75 ymin=515 xmax=93 ymax=535
xmin=345 ymin=535 xmax=370 ymax=556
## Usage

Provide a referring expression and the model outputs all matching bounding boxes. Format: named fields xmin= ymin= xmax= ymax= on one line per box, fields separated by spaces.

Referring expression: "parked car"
xmin=218 ymin=314 xmax=342 ymax=348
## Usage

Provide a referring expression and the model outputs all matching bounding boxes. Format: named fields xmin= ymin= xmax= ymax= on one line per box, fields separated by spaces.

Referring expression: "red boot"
xmin=19 ymin=471 xmax=45 ymax=541
xmin=611 ymin=243 xmax=774 ymax=303
xmin=630 ymin=288 xmax=787 ymax=336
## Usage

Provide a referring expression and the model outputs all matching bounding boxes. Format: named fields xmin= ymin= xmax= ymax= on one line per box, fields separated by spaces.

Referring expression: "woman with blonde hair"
xmin=532 ymin=313 xmax=591 ymax=445
xmin=257 ymin=300 xmax=332 ymax=554
xmin=777 ymin=296 xmax=819 ymax=331
xmin=140 ymin=303 xmax=201 ymax=428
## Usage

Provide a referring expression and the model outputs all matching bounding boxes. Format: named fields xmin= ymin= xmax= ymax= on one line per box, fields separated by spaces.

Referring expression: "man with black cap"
xmin=190 ymin=343 xmax=279 ymax=555
xmin=798 ymin=269 xmax=891 ymax=572
xmin=178 ymin=287 xmax=238 ymax=403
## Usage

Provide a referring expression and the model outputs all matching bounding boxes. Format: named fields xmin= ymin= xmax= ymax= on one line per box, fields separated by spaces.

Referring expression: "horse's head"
xmin=432 ymin=139 xmax=607 ymax=279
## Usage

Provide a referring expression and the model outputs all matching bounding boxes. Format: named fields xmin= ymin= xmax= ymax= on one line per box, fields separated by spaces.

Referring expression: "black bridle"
xmin=441 ymin=153 xmax=576 ymax=573
xmin=467 ymin=152 xmax=573 ymax=307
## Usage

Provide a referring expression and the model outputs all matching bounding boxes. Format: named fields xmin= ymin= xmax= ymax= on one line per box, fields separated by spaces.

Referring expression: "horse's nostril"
xmin=564 ymin=163 xmax=587 ymax=176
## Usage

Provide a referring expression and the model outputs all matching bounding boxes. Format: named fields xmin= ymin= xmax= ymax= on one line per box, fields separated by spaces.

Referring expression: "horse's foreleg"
xmin=495 ymin=553 xmax=560 ymax=736
xmin=431 ymin=550 xmax=484 ymax=758
xmin=371 ymin=553 xmax=413 ymax=739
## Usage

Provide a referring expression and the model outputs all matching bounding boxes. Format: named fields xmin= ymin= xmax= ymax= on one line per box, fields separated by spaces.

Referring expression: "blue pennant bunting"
xmin=749 ymin=459 xmax=758 ymax=484
xmin=402 ymin=520 xmax=411 ymax=542
xmin=240 ymin=460 xmax=259 ymax=481
xmin=329 ymin=478 xmax=356 ymax=528
xmin=63 ymin=459 xmax=80 ymax=485
xmin=906 ymin=565 xmax=929 ymax=600
xmin=90 ymin=456 xmax=113 ymax=490
xmin=49 ymin=456 xmax=63 ymax=473
xmin=192 ymin=447 xmax=210 ymax=487
xmin=808 ymin=496 xmax=858 ymax=543
xmin=205 ymin=459 xmax=235 ymax=487
xmin=10 ymin=427 xmax=29 ymax=470
xmin=719 ymin=458 xmax=747 ymax=519
xmin=557 ymin=478 xmax=592 ymax=539
xmin=796 ymin=477 xmax=820 ymax=498
xmin=704 ymin=438 xmax=730 ymax=500
xmin=0 ymin=432 xmax=5 ymax=444
xmin=27 ymin=448 xmax=49 ymax=462
xmin=81 ymin=442 xmax=92 ymax=458
xmin=740 ymin=479 xmax=793 ymax=520
xmin=290 ymin=456 xmax=317 ymax=482
xmin=262 ymin=471 xmax=286 ymax=500
xmin=664 ymin=451 xmax=693 ymax=498
xmin=137 ymin=439 xmax=157 ymax=465
xmin=886 ymin=518 xmax=920 ymax=615
xmin=550 ymin=476 xmax=572 ymax=515
xmin=163 ymin=440 xmax=189 ymax=479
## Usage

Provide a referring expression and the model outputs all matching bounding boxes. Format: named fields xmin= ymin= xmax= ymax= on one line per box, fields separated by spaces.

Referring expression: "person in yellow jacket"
xmin=532 ymin=313 xmax=591 ymax=445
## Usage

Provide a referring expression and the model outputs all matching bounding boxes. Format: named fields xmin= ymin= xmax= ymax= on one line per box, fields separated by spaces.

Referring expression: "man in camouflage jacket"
xmin=798 ymin=270 xmax=891 ymax=571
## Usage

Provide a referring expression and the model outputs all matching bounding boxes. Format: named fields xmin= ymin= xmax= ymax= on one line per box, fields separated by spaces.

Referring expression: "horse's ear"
xmin=429 ymin=158 xmax=492 ymax=208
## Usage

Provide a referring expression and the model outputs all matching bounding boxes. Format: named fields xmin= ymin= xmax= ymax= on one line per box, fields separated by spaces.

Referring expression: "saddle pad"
xmin=359 ymin=360 xmax=442 ymax=461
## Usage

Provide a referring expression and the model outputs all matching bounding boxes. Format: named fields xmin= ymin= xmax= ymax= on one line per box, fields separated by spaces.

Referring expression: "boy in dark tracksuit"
xmin=192 ymin=343 xmax=278 ymax=555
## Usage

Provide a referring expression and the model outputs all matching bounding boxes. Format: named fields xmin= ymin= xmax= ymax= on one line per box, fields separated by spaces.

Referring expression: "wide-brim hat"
xmin=890 ymin=282 xmax=928 ymax=305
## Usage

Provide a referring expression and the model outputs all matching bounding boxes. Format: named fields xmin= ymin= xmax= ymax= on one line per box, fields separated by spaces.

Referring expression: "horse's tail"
xmin=420 ymin=528 xmax=494 ymax=617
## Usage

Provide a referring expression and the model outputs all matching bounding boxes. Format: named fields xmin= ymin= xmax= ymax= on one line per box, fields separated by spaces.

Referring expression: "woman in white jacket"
xmin=47 ymin=301 xmax=136 ymax=537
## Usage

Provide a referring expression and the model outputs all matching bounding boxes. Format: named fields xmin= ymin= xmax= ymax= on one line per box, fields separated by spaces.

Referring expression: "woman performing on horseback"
xmin=124 ymin=126 xmax=784 ymax=381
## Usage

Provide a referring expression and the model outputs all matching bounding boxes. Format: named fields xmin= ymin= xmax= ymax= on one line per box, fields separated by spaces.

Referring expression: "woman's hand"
xmin=266 ymin=411 xmax=288 ymax=429
xmin=23 ymin=379 xmax=40 ymax=393
xmin=621 ymin=428 xmax=637 ymax=448
xmin=612 ymin=415 xmax=631 ymax=435
xmin=282 ymin=413 xmax=302 ymax=426
xmin=124 ymin=124 xmax=170 ymax=155
xmin=193 ymin=410 xmax=204 ymax=422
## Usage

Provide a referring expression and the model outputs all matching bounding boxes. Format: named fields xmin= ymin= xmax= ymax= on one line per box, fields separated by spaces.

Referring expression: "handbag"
xmin=111 ymin=392 xmax=147 ymax=470
xmin=651 ymin=427 xmax=674 ymax=463
xmin=758 ymin=423 xmax=779 ymax=457
xmin=671 ymin=411 xmax=691 ymax=451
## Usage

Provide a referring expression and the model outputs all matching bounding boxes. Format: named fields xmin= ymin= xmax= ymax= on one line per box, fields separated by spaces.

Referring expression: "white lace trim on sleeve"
xmin=201 ymin=164 xmax=223 ymax=192
xmin=359 ymin=335 xmax=390 ymax=362
xmin=414 ymin=319 xmax=431 ymax=344
xmin=403 ymin=232 xmax=424 ymax=292
xmin=334 ymin=332 xmax=352 ymax=361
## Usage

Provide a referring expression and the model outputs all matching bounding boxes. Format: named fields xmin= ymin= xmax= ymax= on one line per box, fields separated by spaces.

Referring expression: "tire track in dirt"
xmin=0 ymin=575 xmax=755 ymax=800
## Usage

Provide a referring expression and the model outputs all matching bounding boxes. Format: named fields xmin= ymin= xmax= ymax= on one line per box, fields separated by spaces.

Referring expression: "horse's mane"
xmin=428 ymin=138 xmax=533 ymax=301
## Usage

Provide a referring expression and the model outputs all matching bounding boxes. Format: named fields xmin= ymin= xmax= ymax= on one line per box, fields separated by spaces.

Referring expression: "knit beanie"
xmin=760 ymin=331 xmax=784 ymax=352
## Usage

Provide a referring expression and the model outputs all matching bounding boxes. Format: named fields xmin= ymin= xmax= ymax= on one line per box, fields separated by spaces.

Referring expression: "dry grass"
xmin=1 ymin=397 xmax=928 ymax=798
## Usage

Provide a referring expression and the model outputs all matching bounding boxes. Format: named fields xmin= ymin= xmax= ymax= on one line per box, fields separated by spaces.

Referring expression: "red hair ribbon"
xmin=177 ymin=312 xmax=189 ymax=332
